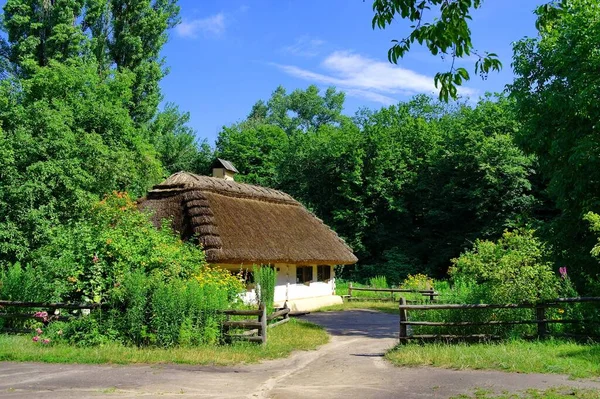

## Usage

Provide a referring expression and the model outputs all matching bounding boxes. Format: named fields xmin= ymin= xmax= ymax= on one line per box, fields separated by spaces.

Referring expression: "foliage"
xmin=0 ymin=193 xmax=244 ymax=347
xmin=2 ymin=0 xmax=180 ymax=125
xmin=401 ymin=274 xmax=434 ymax=292
xmin=369 ymin=275 xmax=388 ymax=289
xmin=510 ymin=0 xmax=600 ymax=284
xmin=371 ymin=0 xmax=502 ymax=100
xmin=150 ymin=103 xmax=213 ymax=175
xmin=218 ymin=92 xmax=535 ymax=282
xmin=449 ymin=229 xmax=559 ymax=304
xmin=0 ymin=61 xmax=164 ymax=263
xmin=254 ymin=265 xmax=277 ymax=311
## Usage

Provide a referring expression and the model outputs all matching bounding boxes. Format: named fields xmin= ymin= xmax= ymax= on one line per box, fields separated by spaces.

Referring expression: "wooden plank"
xmin=230 ymin=335 xmax=264 ymax=343
xmin=220 ymin=309 xmax=262 ymax=316
xmin=223 ymin=321 xmax=262 ymax=329
xmin=399 ymin=297 xmax=407 ymax=339
xmin=399 ymin=303 xmax=561 ymax=310
xmin=267 ymin=308 xmax=290 ymax=321
xmin=259 ymin=302 xmax=267 ymax=345
xmin=536 ymin=306 xmax=547 ymax=338
xmin=0 ymin=301 xmax=101 ymax=310
xmin=267 ymin=317 xmax=290 ymax=329
xmin=548 ymin=297 xmax=600 ymax=303
xmin=399 ymin=334 xmax=501 ymax=340
xmin=401 ymin=319 xmax=586 ymax=327
xmin=351 ymin=287 xmax=437 ymax=294
xmin=0 ymin=313 xmax=71 ymax=321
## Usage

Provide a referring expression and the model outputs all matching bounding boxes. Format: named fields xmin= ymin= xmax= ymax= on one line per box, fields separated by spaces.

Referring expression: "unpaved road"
xmin=1 ymin=310 xmax=600 ymax=398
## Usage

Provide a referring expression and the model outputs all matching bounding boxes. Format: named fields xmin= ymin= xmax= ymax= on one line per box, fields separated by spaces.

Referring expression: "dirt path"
xmin=1 ymin=310 xmax=600 ymax=398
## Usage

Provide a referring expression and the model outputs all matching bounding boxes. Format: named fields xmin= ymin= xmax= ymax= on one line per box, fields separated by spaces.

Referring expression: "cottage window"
xmin=317 ymin=265 xmax=331 ymax=281
xmin=296 ymin=266 xmax=313 ymax=284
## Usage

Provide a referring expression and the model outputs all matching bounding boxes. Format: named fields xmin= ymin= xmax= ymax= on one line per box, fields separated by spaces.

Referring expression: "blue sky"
xmin=0 ymin=1 xmax=542 ymax=144
xmin=163 ymin=1 xmax=542 ymax=144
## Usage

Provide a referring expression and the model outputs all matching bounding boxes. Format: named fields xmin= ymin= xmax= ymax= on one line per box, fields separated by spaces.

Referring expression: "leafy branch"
xmin=371 ymin=0 xmax=502 ymax=101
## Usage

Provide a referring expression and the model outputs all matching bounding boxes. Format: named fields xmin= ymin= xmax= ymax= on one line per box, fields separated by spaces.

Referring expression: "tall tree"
xmin=511 ymin=0 xmax=600 ymax=280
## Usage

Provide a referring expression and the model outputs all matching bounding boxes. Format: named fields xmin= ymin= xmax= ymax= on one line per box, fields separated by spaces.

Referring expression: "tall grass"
xmin=254 ymin=265 xmax=277 ymax=312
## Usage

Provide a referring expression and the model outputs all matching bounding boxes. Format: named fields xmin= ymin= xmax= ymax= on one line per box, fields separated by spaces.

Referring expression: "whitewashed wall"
xmin=221 ymin=263 xmax=336 ymax=305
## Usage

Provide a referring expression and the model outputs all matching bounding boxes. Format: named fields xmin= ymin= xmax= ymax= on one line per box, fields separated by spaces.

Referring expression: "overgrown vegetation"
xmin=0 ymin=193 xmax=244 ymax=347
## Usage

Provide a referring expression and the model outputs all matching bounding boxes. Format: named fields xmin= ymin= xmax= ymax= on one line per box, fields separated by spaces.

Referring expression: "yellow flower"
xmin=558 ymin=309 xmax=565 ymax=314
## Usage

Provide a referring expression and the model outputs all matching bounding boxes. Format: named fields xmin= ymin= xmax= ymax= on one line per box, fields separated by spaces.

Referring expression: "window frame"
xmin=296 ymin=265 xmax=313 ymax=284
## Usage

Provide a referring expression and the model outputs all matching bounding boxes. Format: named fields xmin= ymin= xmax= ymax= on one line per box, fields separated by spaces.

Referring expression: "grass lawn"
xmin=0 ymin=319 xmax=328 ymax=366
xmin=318 ymin=300 xmax=398 ymax=314
xmin=387 ymin=339 xmax=600 ymax=379
xmin=453 ymin=387 xmax=600 ymax=399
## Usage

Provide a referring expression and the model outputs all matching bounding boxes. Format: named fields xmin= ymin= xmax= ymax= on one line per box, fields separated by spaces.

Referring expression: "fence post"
xmin=283 ymin=301 xmax=290 ymax=320
xmin=399 ymin=297 xmax=407 ymax=340
xmin=536 ymin=305 xmax=548 ymax=339
xmin=259 ymin=302 xmax=267 ymax=345
xmin=349 ymin=283 xmax=353 ymax=300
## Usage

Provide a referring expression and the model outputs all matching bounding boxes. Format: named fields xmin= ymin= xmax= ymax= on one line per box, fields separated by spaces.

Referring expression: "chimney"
xmin=211 ymin=158 xmax=238 ymax=181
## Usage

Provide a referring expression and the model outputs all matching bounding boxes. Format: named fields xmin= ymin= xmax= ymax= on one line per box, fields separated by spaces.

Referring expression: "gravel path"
xmin=1 ymin=310 xmax=599 ymax=398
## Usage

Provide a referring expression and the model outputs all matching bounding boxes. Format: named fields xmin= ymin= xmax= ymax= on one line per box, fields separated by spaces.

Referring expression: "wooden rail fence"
xmin=398 ymin=297 xmax=600 ymax=341
xmin=0 ymin=300 xmax=101 ymax=333
xmin=347 ymin=283 xmax=438 ymax=302
xmin=222 ymin=302 xmax=290 ymax=344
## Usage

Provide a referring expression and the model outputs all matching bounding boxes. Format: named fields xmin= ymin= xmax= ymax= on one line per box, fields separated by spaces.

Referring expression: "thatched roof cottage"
xmin=138 ymin=162 xmax=357 ymax=311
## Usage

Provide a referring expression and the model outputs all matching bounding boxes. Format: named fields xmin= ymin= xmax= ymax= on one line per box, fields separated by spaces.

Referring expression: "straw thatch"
xmin=138 ymin=172 xmax=358 ymax=265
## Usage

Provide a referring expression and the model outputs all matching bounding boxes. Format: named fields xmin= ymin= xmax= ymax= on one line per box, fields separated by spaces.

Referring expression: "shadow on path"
xmin=299 ymin=310 xmax=399 ymax=339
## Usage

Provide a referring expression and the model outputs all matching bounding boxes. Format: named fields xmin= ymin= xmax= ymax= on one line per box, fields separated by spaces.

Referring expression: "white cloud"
xmin=283 ymin=36 xmax=326 ymax=57
xmin=274 ymin=51 xmax=477 ymax=104
xmin=176 ymin=13 xmax=225 ymax=38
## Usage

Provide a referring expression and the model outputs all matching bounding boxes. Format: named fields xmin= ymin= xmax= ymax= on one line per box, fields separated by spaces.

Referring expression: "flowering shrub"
xmin=401 ymin=274 xmax=434 ymax=292
xmin=1 ymin=193 xmax=244 ymax=347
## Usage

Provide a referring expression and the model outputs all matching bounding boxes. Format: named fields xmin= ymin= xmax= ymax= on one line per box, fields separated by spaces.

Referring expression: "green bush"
xmin=449 ymin=229 xmax=559 ymax=304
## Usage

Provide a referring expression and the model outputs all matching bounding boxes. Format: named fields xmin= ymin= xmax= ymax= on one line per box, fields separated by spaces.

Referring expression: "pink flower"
xmin=559 ymin=267 xmax=568 ymax=278
xmin=92 ymin=254 xmax=99 ymax=263
xmin=42 ymin=338 xmax=50 ymax=345
xmin=36 ymin=328 xmax=43 ymax=335
xmin=32 ymin=336 xmax=39 ymax=342
xmin=33 ymin=311 xmax=48 ymax=322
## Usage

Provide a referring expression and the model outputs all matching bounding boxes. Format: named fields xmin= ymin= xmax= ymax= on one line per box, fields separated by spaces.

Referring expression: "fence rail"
xmin=222 ymin=303 xmax=290 ymax=344
xmin=347 ymin=284 xmax=438 ymax=302
xmin=398 ymin=296 xmax=600 ymax=341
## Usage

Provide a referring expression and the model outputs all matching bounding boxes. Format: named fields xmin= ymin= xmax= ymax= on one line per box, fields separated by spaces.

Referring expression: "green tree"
xmin=150 ymin=103 xmax=212 ymax=175
xmin=510 ymin=0 xmax=600 ymax=280
xmin=2 ymin=0 xmax=179 ymax=124
xmin=249 ymin=85 xmax=346 ymax=135
xmin=0 ymin=60 xmax=163 ymax=263
xmin=216 ymin=122 xmax=288 ymax=187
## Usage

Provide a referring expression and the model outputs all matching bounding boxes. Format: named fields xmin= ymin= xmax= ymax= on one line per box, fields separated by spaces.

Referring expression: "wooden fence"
xmin=221 ymin=302 xmax=290 ymax=344
xmin=0 ymin=300 xmax=101 ymax=333
xmin=347 ymin=283 xmax=438 ymax=302
xmin=398 ymin=297 xmax=600 ymax=341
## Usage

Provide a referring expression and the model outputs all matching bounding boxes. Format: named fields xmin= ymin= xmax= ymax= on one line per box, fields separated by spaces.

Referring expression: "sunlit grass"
xmin=387 ymin=339 xmax=600 ymax=379
xmin=452 ymin=387 xmax=600 ymax=399
xmin=0 ymin=319 xmax=328 ymax=366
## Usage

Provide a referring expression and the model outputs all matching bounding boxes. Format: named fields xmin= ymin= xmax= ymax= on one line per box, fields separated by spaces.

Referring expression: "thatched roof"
xmin=138 ymin=172 xmax=358 ymax=265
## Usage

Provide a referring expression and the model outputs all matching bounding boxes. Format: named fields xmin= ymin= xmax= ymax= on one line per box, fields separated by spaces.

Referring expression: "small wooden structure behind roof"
xmin=138 ymin=171 xmax=358 ymax=266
